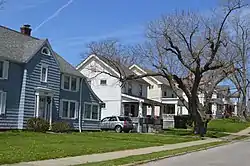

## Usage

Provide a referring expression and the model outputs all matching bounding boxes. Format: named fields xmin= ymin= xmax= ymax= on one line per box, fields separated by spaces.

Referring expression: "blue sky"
xmin=0 ymin=0 xmax=219 ymax=66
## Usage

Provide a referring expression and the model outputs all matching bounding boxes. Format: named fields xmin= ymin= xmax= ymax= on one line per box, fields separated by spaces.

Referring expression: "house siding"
xmin=78 ymin=59 xmax=121 ymax=119
xmin=0 ymin=62 xmax=24 ymax=129
xmin=59 ymin=77 xmax=101 ymax=130
xmin=23 ymin=45 xmax=61 ymax=128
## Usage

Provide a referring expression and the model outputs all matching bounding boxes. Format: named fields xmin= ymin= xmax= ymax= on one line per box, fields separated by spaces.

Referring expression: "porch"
xmin=121 ymin=93 xmax=164 ymax=133
xmin=34 ymin=87 xmax=53 ymax=127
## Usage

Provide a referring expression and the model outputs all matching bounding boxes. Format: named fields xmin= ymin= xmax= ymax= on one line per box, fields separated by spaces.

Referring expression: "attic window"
xmin=41 ymin=47 xmax=51 ymax=56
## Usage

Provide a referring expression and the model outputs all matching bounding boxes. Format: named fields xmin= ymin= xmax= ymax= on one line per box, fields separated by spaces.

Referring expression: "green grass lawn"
xmin=0 ymin=131 xmax=198 ymax=164
xmin=80 ymin=141 xmax=227 ymax=166
xmin=208 ymin=118 xmax=250 ymax=133
xmin=163 ymin=128 xmax=229 ymax=138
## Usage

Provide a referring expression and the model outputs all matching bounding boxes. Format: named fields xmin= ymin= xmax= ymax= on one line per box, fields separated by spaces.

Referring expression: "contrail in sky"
xmin=33 ymin=0 xmax=74 ymax=32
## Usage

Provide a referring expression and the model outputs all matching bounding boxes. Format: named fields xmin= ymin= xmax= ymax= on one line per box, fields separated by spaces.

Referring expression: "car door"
xmin=109 ymin=117 xmax=118 ymax=129
xmin=100 ymin=117 xmax=110 ymax=130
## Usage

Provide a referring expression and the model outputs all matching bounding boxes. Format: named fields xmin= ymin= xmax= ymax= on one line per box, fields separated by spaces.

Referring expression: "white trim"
xmin=83 ymin=102 xmax=100 ymax=121
xmin=76 ymin=54 xmax=120 ymax=77
xmin=41 ymin=47 xmax=51 ymax=56
xmin=0 ymin=90 xmax=7 ymax=115
xmin=61 ymin=74 xmax=79 ymax=92
xmin=129 ymin=64 xmax=162 ymax=85
xmin=121 ymin=93 xmax=144 ymax=103
xmin=40 ymin=64 xmax=48 ymax=83
xmin=0 ymin=60 xmax=9 ymax=80
xmin=60 ymin=99 xmax=78 ymax=119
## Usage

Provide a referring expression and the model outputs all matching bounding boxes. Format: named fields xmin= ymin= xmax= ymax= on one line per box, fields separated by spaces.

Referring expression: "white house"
xmin=76 ymin=54 xmax=163 ymax=131
xmin=129 ymin=64 xmax=189 ymax=115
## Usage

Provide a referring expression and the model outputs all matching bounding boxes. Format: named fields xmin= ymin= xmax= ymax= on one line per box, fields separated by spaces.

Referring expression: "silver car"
xmin=100 ymin=116 xmax=134 ymax=133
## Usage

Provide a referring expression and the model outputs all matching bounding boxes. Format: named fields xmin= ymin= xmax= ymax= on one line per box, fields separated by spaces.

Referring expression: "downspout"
xmin=78 ymin=78 xmax=83 ymax=133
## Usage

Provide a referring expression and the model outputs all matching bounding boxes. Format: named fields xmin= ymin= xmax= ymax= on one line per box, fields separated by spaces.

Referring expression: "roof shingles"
xmin=0 ymin=25 xmax=83 ymax=77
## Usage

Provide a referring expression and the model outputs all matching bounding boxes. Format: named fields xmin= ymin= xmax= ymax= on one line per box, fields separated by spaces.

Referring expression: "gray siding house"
xmin=0 ymin=25 xmax=102 ymax=130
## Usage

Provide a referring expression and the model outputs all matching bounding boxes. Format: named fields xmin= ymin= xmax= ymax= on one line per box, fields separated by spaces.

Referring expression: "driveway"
xmin=140 ymin=139 xmax=250 ymax=166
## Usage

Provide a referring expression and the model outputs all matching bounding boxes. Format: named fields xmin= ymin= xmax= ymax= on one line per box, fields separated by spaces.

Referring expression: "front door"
xmin=39 ymin=96 xmax=49 ymax=121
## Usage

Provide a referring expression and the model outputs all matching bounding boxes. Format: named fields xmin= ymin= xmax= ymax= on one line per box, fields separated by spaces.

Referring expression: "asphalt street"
xmin=140 ymin=139 xmax=250 ymax=166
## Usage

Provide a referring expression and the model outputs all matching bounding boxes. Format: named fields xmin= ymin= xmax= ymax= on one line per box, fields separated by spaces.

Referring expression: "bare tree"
xmin=84 ymin=39 xmax=143 ymax=67
xmin=126 ymin=0 xmax=245 ymax=136
xmin=0 ymin=0 xmax=5 ymax=10
xmin=82 ymin=0 xmax=246 ymax=136
xmin=228 ymin=11 xmax=250 ymax=119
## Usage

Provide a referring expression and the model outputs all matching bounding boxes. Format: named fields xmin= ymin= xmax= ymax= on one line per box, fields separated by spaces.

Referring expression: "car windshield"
xmin=118 ymin=117 xmax=132 ymax=121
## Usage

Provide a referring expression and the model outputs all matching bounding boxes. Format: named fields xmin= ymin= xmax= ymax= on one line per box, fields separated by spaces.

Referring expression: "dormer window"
xmin=41 ymin=47 xmax=51 ymax=56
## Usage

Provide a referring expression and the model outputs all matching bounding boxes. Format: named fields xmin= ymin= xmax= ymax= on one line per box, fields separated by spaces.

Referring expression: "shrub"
xmin=174 ymin=115 xmax=191 ymax=129
xmin=51 ymin=121 xmax=71 ymax=133
xmin=229 ymin=116 xmax=241 ymax=123
xmin=27 ymin=117 xmax=49 ymax=132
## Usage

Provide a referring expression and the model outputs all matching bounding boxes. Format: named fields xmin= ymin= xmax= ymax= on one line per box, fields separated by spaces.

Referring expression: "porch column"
xmin=174 ymin=103 xmax=178 ymax=115
xmin=35 ymin=94 xmax=39 ymax=117
xmin=151 ymin=105 xmax=155 ymax=117
xmin=121 ymin=103 xmax=125 ymax=116
xmin=49 ymin=97 xmax=53 ymax=128
xmin=137 ymin=101 xmax=143 ymax=133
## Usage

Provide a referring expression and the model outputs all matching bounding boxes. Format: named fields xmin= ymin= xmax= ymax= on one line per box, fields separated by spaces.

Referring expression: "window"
xmin=61 ymin=100 xmax=78 ymax=119
xmin=128 ymin=83 xmax=132 ymax=94
xmin=0 ymin=61 xmax=9 ymax=79
xmin=101 ymin=103 xmax=106 ymax=108
xmin=0 ymin=61 xmax=3 ymax=78
xmin=101 ymin=117 xmax=110 ymax=122
xmin=109 ymin=117 xmax=117 ymax=121
xmin=64 ymin=75 xmax=70 ymax=90
xmin=62 ymin=75 xmax=79 ymax=92
xmin=149 ymin=85 xmax=154 ymax=89
xmin=139 ymin=84 xmax=143 ymax=96
xmin=41 ymin=47 xmax=51 ymax=56
xmin=164 ymin=105 xmax=175 ymax=114
xmin=41 ymin=65 xmax=48 ymax=82
xmin=100 ymin=79 xmax=107 ymax=85
xmin=163 ymin=91 xmax=167 ymax=97
xmin=84 ymin=103 xmax=99 ymax=120
xmin=92 ymin=105 xmax=98 ymax=119
xmin=118 ymin=116 xmax=132 ymax=122
xmin=0 ymin=91 xmax=7 ymax=115
xmin=71 ymin=77 xmax=77 ymax=91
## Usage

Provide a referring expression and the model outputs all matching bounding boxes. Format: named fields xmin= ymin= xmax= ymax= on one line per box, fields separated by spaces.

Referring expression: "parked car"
xmin=100 ymin=116 xmax=134 ymax=133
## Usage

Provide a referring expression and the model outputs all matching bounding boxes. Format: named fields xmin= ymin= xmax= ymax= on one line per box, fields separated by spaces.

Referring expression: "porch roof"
xmin=121 ymin=93 xmax=164 ymax=106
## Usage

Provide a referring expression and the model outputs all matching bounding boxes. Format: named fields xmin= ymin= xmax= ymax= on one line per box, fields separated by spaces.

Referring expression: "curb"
xmin=122 ymin=141 xmax=231 ymax=166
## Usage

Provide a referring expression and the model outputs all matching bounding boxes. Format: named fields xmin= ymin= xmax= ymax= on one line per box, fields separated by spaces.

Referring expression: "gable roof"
xmin=0 ymin=25 xmax=45 ymax=63
xmin=130 ymin=64 xmax=170 ymax=85
xmin=53 ymin=52 xmax=84 ymax=77
xmin=77 ymin=54 xmax=149 ymax=85
xmin=0 ymin=25 xmax=83 ymax=77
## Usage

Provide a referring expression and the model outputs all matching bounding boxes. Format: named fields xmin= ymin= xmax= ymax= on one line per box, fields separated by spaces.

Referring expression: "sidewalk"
xmin=3 ymin=138 xmax=220 ymax=166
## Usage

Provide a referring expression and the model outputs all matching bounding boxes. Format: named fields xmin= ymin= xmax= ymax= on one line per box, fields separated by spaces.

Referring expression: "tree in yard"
xmin=0 ymin=0 xmax=5 ymax=10
xmin=228 ymin=11 xmax=250 ymax=119
xmin=125 ymin=0 xmax=245 ymax=136
xmin=83 ymin=0 xmax=247 ymax=136
xmin=84 ymin=39 xmax=143 ymax=67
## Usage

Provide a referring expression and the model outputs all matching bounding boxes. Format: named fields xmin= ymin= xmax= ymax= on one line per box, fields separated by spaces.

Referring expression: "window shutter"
xmin=1 ymin=92 xmax=7 ymax=114
xmin=75 ymin=102 xmax=79 ymax=119
xmin=3 ymin=61 xmax=9 ymax=79
xmin=61 ymin=75 xmax=64 ymax=89
xmin=59 ymin=100 xmax=63 ymax=117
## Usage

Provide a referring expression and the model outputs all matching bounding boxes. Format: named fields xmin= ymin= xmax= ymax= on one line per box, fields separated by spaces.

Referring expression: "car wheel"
xmin=115 ymin=126 xmax=122 ymax=133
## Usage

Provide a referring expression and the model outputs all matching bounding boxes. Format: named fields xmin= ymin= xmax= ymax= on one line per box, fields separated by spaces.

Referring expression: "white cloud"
xmin=33 ymin=0 xmax=74 ymax=32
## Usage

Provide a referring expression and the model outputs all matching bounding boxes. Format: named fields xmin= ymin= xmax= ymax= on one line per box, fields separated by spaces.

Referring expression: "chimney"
xmin=20 ymin=24 xmax=32 ymax=36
